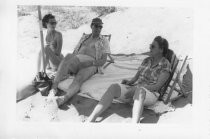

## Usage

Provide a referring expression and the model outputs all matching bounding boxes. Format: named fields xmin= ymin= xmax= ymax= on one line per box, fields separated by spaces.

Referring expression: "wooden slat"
xmin=165 ymin=56 xmax=188 ymax=103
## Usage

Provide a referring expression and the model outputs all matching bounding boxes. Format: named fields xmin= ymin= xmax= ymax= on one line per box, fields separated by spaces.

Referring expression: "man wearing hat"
xmin=48 ymin=17 xmax=110 ymax=107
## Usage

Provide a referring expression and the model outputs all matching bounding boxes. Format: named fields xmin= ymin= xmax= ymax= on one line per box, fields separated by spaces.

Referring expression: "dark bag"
xmin=32 ymin=72 xmax=53 ymax=96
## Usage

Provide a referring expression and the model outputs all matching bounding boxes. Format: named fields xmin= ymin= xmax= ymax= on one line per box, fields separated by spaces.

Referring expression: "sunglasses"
xmin=150 ymin=44 xmax=156 ymax=49
xmin=94 ymin=24 xmax=103 ymax=29
xmin=48 ymin=21 xmax=57 ymax=25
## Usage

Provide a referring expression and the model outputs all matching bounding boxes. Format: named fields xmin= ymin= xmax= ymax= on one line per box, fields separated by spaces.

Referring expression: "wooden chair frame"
xmin=158 ymin=49 xmax=188 ymax=104
xmin=164 ymin=56 xmax=188 ymax=103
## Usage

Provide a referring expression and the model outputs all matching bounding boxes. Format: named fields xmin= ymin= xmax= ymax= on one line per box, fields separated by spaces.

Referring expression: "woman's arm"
xmin=143 ymin=71 xmax=170 ymax=92
xmin=55 ymin=32 xmax=63 ymax=56
xmin=121 ymin=70 xmax=140 ymax=85
xmin=122 ymin=58 xmax=149 ymax=85
xmin=128 ymin=71 xmax=141 ymax=84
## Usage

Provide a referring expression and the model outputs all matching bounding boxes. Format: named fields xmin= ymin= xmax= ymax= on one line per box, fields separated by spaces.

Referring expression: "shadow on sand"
xmin=60 ymin=95 xmax=160 ymax=123
xmin=61 ymin=91 xmax=192 ymax=123
xmin=17 ymin=85 xmax=192 ymax=123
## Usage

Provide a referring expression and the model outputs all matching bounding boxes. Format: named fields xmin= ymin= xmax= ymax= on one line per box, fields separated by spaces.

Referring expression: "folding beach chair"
xmin=82 ymin=33 xmax=114 ymax=69
xmin=158 ymin=49 xmax=189 ymax=104
xmin=164 ymin=55 xmax=188 ymax=104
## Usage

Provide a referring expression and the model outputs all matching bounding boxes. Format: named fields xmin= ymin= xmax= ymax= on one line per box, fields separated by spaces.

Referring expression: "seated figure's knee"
xmin=73 ymin=74 xmax=84 ymax=85
xmin=133 ymin=87 xmax=146 ymax=100
xmin=107 ymin=83 xmax=121 ymax=98
xmin=44 ymin=46 xmax=50 ymax=51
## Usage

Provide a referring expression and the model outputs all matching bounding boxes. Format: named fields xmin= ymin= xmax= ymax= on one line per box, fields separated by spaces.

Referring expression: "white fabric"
xmin=146 ymin=101 xmax=175 ymax=114
xmin=58 ymin=55 xmax=176 ymax=113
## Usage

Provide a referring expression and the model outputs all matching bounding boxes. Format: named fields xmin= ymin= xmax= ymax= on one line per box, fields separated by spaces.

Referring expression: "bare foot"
xmin=56 ymin=96 xmax=66 ymax=107
xmin=80 ymin=115 xmax=88 ymax=123
xmin=86 ymin=117 xmax=96 ymax=123
xmin=48 ymin=89 xmax=57 ymax=98
xmin=123 ymin=118 xmax=132 ymax=123
xmin=44 ymin=96 xmax=59 ymax=121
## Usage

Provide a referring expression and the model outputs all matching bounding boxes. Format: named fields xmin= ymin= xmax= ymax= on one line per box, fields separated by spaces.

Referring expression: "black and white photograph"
xmin=1 ymin=0 xmax=210 ymax=138
xmin=16 ymin=5 xmax=193 ymax=123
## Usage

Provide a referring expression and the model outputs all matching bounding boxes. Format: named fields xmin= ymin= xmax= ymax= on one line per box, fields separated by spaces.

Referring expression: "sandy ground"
xmin=17 ymin=7 xmax=193 ymax=124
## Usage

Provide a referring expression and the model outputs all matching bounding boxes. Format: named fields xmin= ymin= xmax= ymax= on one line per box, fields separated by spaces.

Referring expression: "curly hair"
xmin=154 ymin=36 xmax=169 ymax=57
xmin=42 ymin=14 xmax=55 ymax=28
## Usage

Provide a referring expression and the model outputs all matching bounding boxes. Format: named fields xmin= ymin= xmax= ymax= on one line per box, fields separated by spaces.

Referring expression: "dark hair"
xmin=90 ymin=17 xmax=103 ymax=27
xmin=90 ymin=23 xmax=94 ymax=28
xmin=154 ymin=36 xmax=169 ymax=57
xmin=42 ymin=14 xmax=55 ymax=28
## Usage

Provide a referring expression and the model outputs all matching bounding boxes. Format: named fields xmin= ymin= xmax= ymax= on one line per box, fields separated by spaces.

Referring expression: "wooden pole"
xmin=37 ymin=5 xmax=46 ymax=73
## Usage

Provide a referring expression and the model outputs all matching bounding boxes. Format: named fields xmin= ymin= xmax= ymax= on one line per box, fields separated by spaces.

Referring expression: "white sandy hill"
xmin=62 ymin=7 xmax=193 ymax=59
xmin=17 ymin=7 xmax=193 ymax=62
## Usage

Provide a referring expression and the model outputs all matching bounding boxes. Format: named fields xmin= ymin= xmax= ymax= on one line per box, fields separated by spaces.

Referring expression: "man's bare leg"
xmin=51 ymin=53 xmax=75 ymax=90
xmin=56 ymin=66 xmax=97 ymax=106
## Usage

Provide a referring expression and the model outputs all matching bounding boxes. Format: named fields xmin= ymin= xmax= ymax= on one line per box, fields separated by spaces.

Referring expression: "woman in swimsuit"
xmin=37 ymin=14 xmax=63 ymax=72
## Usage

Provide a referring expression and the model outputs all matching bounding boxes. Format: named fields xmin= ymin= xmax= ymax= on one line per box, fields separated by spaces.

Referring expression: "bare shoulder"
xmin=55 ymin=30 xmax=62 ymax=38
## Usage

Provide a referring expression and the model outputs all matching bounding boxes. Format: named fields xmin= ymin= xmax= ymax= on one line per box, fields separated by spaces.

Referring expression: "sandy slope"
xmin=17 ymin=7 xmax=193 ymax=123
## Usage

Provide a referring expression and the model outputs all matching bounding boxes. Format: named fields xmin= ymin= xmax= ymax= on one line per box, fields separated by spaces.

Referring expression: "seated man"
xmin=49 ymin=18 xmax=110 ymax=107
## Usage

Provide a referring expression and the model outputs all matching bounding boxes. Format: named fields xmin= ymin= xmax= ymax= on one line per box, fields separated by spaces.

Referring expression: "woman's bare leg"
xmin=37 ymin=46 xmax=61 ymax=73
xmin=44 ymin=49 xmax=50 ymax=70
xmin=87 ymin=83 xmax=121 ymax=122
xmin=44 ymin=46 xmax=63 ymax=70
xmin=132 ymin=87 xmax=146 ymax=123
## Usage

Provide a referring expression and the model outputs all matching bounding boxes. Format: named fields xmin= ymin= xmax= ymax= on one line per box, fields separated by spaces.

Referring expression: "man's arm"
xmin=93 ymin=53 xmax=107 ymax=66
xmin=78 ymin=53 xmax=108 ymax=69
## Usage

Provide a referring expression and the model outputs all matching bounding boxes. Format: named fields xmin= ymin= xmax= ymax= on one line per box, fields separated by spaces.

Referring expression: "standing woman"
xmin=37 ymin=14 xmax=63 ymax=72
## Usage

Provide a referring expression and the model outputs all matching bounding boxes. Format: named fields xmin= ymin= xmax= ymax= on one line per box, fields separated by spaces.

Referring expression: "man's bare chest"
xmin=82 ymin=38 xmax=98 ymax=49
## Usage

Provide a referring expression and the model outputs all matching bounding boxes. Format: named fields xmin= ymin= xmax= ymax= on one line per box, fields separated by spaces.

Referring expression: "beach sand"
xmin=17 ymin=7 xmax=193 ymax=124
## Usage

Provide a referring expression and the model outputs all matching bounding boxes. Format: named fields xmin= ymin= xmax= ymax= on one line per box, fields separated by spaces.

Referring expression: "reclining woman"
xmin=37 ymin=14 xmax=64 ymax=72
xmin=87 ymin=36 xmax=171 ymax=123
